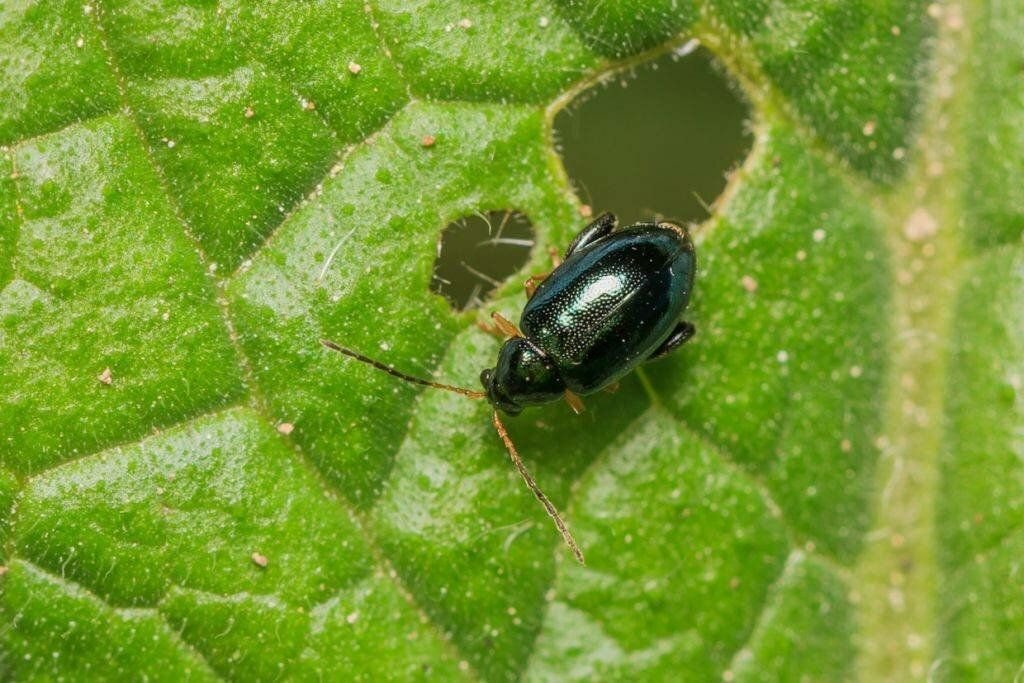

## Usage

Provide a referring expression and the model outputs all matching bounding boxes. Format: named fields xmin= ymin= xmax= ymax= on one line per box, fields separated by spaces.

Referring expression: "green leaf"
xmin=2 ymin=115 xmax=245 ymax=473
xmin=1 ymin=2 xmax=1021 ymax=681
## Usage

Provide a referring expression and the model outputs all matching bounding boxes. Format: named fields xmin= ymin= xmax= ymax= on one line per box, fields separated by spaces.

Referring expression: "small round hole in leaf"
xmin=431 ymin=210 xmax=535 ymax=311
xmin=554 ymin=46 xmax=753 ymax=224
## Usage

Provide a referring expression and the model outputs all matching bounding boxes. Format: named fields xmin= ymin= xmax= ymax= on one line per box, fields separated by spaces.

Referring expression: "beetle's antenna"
xmin=320 ymin=339 xmax=486 ymax=399
xmin=320 ymin=339 xmax=583 ymax=562
xmin=491 ymin=410 xmax=585 ymax=565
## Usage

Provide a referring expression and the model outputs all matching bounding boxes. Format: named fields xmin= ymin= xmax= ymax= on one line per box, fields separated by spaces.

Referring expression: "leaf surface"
xmin=1 ymin=1 xmax=1020 ymax=681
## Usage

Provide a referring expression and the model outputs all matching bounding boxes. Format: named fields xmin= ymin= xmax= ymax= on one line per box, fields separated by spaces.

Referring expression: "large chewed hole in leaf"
xmin=431 ymin=210 xmax=535 ymax=310
xmin=554 ymin=45 xmax=753 ymax=224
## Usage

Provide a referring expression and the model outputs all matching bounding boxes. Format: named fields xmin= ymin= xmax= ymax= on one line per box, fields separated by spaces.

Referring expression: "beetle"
xmin=321 ymin=211 xmax=697 ymax=563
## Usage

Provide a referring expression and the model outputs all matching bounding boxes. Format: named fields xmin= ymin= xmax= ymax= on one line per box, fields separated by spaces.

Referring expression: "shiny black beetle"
xmin=321 ymin=212 xmax=697 ymax=563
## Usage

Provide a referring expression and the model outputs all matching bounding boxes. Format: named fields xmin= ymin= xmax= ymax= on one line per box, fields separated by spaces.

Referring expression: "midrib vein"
xmin=852 ymin=8 xmax=971 ymax=681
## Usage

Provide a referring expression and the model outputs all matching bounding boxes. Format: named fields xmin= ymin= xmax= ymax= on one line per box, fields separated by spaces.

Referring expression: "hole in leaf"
xmin=554 ymin=45 xmax=753 ymax=224
xmin=431 ymin=210 xmax=535 ymax=311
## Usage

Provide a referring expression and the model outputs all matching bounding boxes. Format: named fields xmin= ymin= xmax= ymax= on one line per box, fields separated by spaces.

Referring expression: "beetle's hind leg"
xmin=647 ymin=321 xmax=696 ymax=361
xmin=564 ymin=212 xmax=617 ymax=258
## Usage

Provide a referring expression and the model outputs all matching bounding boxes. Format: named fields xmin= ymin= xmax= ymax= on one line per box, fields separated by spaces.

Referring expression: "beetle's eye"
xmin=432 ymin=210 xmax=535 ymax=311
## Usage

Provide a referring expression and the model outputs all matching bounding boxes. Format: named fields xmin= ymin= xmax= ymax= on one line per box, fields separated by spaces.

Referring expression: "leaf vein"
xmin=1 ymin=558 xmax=224 ymax=680
xmin=214 ymin=286 xmax=479 ymax=677
xmin=2 ymin=147 xmax=26 ymax=293
xmin=639 ymin=368 xmax=849 ymax=570
xmin=0 ymin=109 xmax=120 ymax=154
xmin=19 ymin=402 xmax=249 ymax=483
xmin=87 ymin=2 xmax=218 ymax=270
xmin=362 ymin=0 xmax=416 ymax=101
xmin=721 ymin=549 xmax=810 ymax=678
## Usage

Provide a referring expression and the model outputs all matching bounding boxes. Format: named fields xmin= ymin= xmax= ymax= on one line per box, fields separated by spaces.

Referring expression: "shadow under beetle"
xmin=321 ymin=211 xmax=697 ymax=563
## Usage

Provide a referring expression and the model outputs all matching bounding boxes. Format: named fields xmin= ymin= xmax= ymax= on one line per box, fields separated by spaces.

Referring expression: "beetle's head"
xmin=480 ymin=338 xmax=564 ymax=416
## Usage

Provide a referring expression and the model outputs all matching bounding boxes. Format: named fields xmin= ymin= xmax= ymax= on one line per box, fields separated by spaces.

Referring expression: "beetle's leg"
xmin=563 ymin=389 xmax=586 ymax=414
xmin=491 ymin=311 xmax=523 ymax=338
xmin=603 ymin=381 xmax=621 ymax=394
xmin=564 ymin=212 xmax=617 ymax=258
xmin=476 ymin=320 xmax=504 ymax=338
xmin=647 ymin=321 xmax=696 ymax=361
xmin=476 ymin=312 xmax=522 ymax=339
xmin=548 ymin=246 xmax=562 ymax=269
xmin=525 ymin=272 xmax=549 ymax=298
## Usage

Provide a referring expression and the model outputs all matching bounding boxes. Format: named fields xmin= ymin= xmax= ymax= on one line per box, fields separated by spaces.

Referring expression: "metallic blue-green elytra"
xmin=481 ymin=211 xmax=696 ymax=415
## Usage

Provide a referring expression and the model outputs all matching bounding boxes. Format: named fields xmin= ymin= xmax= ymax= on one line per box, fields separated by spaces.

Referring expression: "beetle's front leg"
xmin=477 ymin=311 xmax=523 ymax=339
xmin=525 ymin=275 xmax=545 ymax=298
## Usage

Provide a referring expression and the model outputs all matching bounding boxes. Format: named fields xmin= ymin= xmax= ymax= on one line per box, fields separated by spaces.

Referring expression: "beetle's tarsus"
xmin=476 ymin=319 xmax=504 ymax=338
xmin=490 ymin=311 xmax=522 ymax=338
xmin=563 ymin=390 xmax=585 ymax=414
